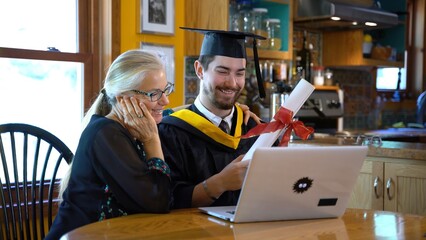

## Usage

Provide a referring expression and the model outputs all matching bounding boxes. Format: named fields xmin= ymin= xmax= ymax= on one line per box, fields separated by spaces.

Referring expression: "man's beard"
xmin=202 ymin=84 xmax=242 ymax=110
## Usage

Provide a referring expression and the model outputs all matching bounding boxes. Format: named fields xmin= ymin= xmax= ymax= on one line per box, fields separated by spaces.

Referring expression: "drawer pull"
xmin=373 ymin=177 xmax=381 ymax=198
xmin=386 ymin=178 xmax=393 ymax=200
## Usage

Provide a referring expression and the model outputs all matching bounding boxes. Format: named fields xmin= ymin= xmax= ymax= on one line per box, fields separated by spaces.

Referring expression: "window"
xmin=0 ymin=0 xmax=83 ymax=151
xmin=376 ymin=67 xmax=407 ymax=91
xmin=0 ymin=0 xmax=77 ymax=52
xmin=0 ymin=58 xmax=83 ymax=151
xmin=0 ymin=0 xmax=102 ymax=180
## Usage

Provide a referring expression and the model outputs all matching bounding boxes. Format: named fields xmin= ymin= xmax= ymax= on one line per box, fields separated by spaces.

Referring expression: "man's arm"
xmin=191 ymin=155 xmax=248 ymax=207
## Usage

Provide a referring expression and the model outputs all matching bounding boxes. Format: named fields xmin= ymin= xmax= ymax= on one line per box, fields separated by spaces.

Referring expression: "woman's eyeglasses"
xmin=130 ymin=82 xmax=174 ymax=102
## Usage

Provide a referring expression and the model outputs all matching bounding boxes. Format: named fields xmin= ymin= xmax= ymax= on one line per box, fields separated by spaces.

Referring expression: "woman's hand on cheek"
xmin=117 ymin=96 xmax=159 ymax=143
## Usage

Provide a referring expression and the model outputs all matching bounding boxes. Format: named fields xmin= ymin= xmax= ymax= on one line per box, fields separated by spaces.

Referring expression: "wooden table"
xmin=61 ymin=208 xmax=426 ymax=239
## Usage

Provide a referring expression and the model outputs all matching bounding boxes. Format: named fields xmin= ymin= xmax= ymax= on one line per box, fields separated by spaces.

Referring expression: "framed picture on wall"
xmin=140 ymin=0 xmax=174 ymax=35
xmin=140 ymin=42 xmax=175 ymax=84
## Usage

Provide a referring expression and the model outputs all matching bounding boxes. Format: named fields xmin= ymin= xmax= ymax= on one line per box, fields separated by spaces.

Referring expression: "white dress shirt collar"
xmin=194 ymin=97 xmax=234 ymax=128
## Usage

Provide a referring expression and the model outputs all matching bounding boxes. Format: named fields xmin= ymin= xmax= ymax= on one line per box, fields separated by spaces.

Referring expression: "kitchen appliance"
xmin=294 ymin=0 xmax=399 ymax=31
xmin=295 ymin=88 xmax=344 ymax=134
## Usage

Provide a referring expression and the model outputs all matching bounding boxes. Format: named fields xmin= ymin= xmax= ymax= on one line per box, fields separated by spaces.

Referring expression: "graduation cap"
xmin=181 ymin=27 xmax=267 ymax=98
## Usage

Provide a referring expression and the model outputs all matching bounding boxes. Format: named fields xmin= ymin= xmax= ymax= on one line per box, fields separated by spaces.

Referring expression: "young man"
xmin=159 ymin=27 xmax=266 ymax=209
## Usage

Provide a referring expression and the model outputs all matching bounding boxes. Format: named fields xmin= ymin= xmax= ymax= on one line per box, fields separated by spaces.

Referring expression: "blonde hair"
xmin=59 ymin=49 xmax=165 ymax=200
xmin=81 ymin=49 xmax=166 ymax=129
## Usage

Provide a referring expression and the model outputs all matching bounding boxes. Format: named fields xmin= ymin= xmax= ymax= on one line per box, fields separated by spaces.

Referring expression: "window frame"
xmin=0 ymin=0 xmax=120 ymax=218
xmin=0 ymin=0 xmax=121 ymax=111
xmin=0 ymin=47 xmax=94 ymax=109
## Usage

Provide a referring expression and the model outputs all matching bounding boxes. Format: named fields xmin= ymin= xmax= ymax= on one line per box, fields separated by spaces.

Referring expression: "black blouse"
xmin=46 ymin=115 xmax=172 ymax=240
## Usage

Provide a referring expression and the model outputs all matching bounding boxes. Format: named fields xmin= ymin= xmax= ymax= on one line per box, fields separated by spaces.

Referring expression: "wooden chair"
xmin=0 ymin=123 xmax=74 ymax=240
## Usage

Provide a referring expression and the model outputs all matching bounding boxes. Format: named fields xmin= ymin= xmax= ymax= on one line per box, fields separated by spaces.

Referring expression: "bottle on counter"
xmin=297 ymin=30 xmax=312 ymax=83
xmin=295 ymin=55 xmax=304 ymax=80
xmin=324 ymin=68 xmax=334 ymax=86
xmin=261 ymin=60 xmax=274 ymax=83
xmin=290 ymin=66 xmax=300 ymax=87
xmin=260 ymin=60 xmax=277 ymax=107
xmin=273 ymin=60 xmax=287 ymax=82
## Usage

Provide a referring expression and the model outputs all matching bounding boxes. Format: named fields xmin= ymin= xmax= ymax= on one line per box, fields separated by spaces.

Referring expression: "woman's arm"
xmin=237 ymin=103 xmax=262 ymax=125
xmin=93 ymin=126 xmax=171 ymax=213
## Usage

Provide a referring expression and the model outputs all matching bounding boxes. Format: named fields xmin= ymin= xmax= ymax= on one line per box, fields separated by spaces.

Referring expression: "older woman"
xmin=46 ymin=50 xmax=173 ymax=239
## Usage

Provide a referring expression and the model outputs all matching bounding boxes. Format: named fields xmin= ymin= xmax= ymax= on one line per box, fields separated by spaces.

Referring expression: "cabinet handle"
xmin=373 ymin=176 xmax=381 ymax=198
xmin=386 ymin=178 xmax=393 ymax=200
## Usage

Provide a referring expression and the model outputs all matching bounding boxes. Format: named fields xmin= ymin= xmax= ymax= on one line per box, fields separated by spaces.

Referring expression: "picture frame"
xmin=140 ymin=0 xmax=174 ymax=35
xmin=140 ymin=42 xmax=175 ymax=84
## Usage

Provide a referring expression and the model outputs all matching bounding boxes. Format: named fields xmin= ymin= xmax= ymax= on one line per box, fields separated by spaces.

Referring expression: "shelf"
xmin=314 ymin=85 xmax=340 ymax=91
xmin=246 ymin=48 xmax=292 ymax=60
xmin=251 ymin=0 xmax=293 ymax=60
xmin=326 ymin=58 xmax=405 ymax=68
xmin=361 ymin=58 xmax=404 ymax=68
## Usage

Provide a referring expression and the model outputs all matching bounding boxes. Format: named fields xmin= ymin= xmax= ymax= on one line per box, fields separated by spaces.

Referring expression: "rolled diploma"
xmin=242 ymin=79 xmax=315 ymax=161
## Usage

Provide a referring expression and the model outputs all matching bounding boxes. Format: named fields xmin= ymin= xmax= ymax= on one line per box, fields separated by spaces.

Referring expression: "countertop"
xmin=364 ymin=128 xmax=426 ymax=138
xmin=290 ymin=138 xmax=426 ymax=161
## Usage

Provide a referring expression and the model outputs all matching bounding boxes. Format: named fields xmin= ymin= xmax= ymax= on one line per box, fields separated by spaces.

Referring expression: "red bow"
xmin=241 ymin=107 xmax=314 ymax=146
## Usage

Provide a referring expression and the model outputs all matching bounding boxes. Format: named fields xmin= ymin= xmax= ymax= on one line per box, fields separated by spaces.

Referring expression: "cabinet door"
xmin=348 ymin=159 xmax=384 ymax=210
xmin=184 ymin=0 xmax=228 ymax=56
xmin=384 ymin=162 xmax=426 ymax=216
xmin=323 ymin=30 xmax=404 ymax=68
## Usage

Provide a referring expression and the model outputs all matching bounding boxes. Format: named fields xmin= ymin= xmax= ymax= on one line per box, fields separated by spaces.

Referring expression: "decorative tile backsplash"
xmin=332 ymin=68 xmax=416 ymax=130
xmin=183 ymin=56 xmax=416 ymax=131
xmin=184 ymin=56 xmax=199 ymax=104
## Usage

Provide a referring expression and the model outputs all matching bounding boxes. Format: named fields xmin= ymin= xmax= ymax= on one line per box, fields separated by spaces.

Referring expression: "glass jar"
xmin=251 ymin=8 xmax=268 ymax=49
xmin=324 ymin=68 xmax=334 ymax=86
xmin=312 ymin=66 xmax=325 ymax=86
xmin=229 ymin=0 xmax=238 ymax=31
xmin=237 ymin=0 xmax=253 ymax=43
xmin=265 ymin=18 xmax=281 ymax=50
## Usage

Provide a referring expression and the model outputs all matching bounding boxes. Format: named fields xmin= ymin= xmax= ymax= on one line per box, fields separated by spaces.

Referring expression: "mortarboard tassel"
xmin=252 ymin=39 xmax=266 ymax=99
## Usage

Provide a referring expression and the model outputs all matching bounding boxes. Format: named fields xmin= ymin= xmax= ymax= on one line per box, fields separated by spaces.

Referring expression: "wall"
xmin=120 ymin=0 xmax=185 ymax=108
xmin=332 ymin=69 xmax=417 ymax=130
xmin=377 ymin=0 xmax=406 ymax=53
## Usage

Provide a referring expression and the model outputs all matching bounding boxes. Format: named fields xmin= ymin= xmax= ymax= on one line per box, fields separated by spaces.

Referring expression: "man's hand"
xmin=216 ymin=155 xmax=249 ymax=191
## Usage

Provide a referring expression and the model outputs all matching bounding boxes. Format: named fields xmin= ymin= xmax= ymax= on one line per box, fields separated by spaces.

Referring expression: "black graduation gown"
xmin=46 ymin=115 xmax=172 ymax=240
xmin=158 ymin=104 xmax=259 ymax=209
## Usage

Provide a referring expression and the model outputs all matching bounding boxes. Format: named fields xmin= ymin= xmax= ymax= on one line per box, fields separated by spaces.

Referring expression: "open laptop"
xmin=199 ymin=145 xmax=368 ymax=223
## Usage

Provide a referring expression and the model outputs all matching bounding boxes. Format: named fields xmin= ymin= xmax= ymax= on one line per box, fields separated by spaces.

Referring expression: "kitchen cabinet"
xmin=348 ymin=160 xmax=384 ymax=210
xmin=322 ymin=29 xmax=404 ymax=68
xmin=184 ymin=0 xmax=293 ymax=60
xmin=348 ymin=156 xmax=426 ymax=216
xmin=184 ymin=0 xmax=229 ymax=56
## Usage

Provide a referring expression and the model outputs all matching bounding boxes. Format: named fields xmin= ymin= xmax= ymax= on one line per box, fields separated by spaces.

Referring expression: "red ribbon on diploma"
xmin=241 ymin=107 xmax=314 ymax=146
